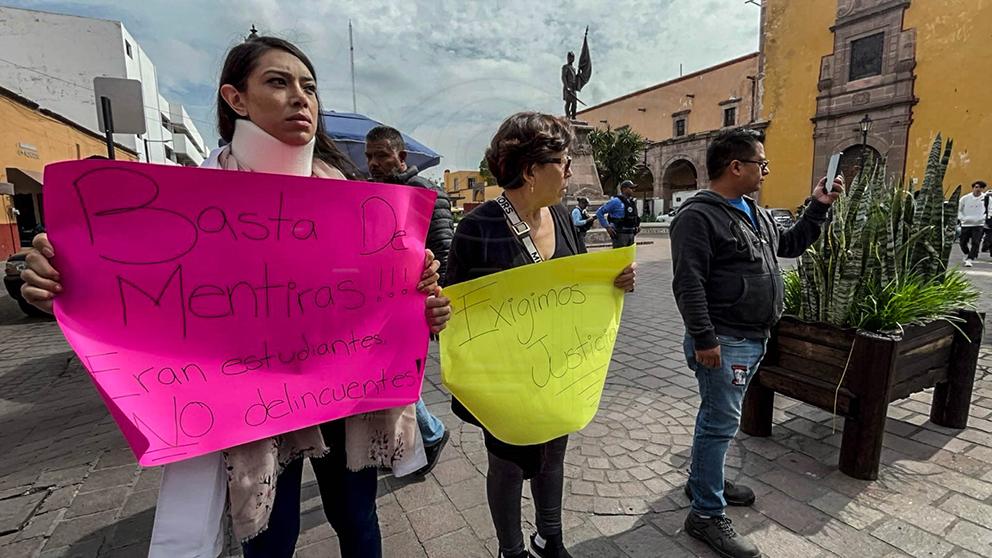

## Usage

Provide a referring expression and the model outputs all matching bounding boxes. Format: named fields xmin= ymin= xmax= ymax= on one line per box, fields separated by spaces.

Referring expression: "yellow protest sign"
xmin=440 ymin=246 xmax=635 ymax=445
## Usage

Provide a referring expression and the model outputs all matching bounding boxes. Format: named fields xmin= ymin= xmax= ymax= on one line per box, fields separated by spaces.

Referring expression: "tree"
xmin=479 ymin=157 xmax=496 ymax=186
xmin=589 ymin=127 xmax=648 ymax=195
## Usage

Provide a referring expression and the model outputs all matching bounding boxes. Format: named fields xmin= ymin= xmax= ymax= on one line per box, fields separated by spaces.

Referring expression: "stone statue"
xmin=562 ymin=27 xmax=592 ymax=120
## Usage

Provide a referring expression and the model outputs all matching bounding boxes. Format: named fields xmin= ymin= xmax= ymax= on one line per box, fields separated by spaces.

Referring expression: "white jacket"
xmin=959 ymin=193 xmax=987 ymax=227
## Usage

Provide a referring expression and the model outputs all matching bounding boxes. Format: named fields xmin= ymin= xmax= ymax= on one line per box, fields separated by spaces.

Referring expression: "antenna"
xmin=349 ymin=20 xmax=357 ymax=112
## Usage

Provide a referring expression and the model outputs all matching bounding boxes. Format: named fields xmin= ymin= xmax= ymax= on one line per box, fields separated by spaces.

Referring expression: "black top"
xmin=445 ymin=200 xmax=583 ymax=284
xmin=670 ymin=190 xmax=828 ymax=350
xmin=382 ymin=165 xmax=455 ymax=285
xmin=445 ymin=199 xmax=585 ymax=477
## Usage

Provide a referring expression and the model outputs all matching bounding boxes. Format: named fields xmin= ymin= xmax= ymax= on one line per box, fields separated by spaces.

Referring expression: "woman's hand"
xmin=613 ymin=262 xmax=636 ymax=292
xmin=20 ymin=233 xmax=60 ymax=314
xmin=418 ymin=249 xmax=441 ymax=294
xmin=425 ymin=287 xmax=451 ymax=334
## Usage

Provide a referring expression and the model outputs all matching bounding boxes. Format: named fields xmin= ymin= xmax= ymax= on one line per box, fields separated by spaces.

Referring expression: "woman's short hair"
xmin=485 ymin=112 xmax=573 ymax=190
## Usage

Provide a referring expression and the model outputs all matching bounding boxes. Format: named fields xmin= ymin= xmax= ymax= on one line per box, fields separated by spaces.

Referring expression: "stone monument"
xmin=566 ymin=120 xmax=606 ymax=202
xmin=560 ymin=28 xmax=606 ymax=203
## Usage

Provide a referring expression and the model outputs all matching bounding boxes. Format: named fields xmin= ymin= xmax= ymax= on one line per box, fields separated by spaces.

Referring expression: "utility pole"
xmin=349 ymin=20 xmax=357 ymax=112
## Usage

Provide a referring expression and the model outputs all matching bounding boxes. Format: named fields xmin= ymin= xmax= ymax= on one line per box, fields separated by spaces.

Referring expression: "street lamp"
xmin=859 ymin=113 xmax=873 ymax=165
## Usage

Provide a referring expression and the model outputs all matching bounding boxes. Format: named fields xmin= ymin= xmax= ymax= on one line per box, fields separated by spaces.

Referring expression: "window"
xmin=125 ymin=41 xmax=133 ymax=59
xmin=453 ymin=178 xmax=460 ymax=189
xmin=849 ymin=32 xmax=884 ymax=81
xmin=723 ymin=107 xmax=737 ymax=127
xmin=675 ymin=118 xmax=686 ymax=137
xmin=468 ymin=177 xmax=477 ymax=189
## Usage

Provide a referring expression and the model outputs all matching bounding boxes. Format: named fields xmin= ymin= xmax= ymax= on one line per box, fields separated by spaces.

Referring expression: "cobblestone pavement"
xmin=3 ymin=242 xmax=992 ymax=557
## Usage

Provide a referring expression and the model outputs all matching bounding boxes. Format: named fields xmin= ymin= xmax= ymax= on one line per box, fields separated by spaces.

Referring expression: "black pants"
xmin=564 ymin=98 xmax=577 ymax=120
xmin=960 ymin=226 xmax=983 ymax=260
xmin=612 ymin=231 xmax=636 ymax=249
xmin=242 ymin=422 xmax=381 ymax=558
xmin=982 ymin=227 xmax=992 ymax=254
xmin=487 ymin=436 xmax=568 ymax=556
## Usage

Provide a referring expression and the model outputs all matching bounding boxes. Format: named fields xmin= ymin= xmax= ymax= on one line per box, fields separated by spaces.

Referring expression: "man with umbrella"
xmin=366 ymin=125 xmax=454 ymax=476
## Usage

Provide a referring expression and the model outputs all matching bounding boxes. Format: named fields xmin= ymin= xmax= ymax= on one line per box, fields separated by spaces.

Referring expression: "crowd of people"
xmin=19 ymin=35 xmax=851 ymax=558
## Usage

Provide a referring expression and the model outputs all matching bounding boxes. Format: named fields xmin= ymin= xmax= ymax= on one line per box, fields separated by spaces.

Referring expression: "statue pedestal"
xmin=566 ymin=120 xmax=607 ymax=204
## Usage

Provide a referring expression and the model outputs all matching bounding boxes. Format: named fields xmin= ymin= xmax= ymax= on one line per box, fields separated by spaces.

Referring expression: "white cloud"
xmin=9 ymin=0 xmax=759 ymax=176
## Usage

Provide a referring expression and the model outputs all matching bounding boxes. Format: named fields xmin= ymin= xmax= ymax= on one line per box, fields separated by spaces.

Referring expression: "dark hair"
xmin=706 ymin=127 xmax=765 ymax=180
xmin=484 ymin=112 xmax=574 ymax=190
xmin=365 ymin=126 xmax=405 ymax=152
xmin=217 ymin=36 xmax=361 ymax=179
xmin=973 ymin=180 xmax=987 ymax=189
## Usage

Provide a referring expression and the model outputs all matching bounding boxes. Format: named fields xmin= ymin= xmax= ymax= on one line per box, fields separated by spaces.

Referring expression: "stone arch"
xmin=837 ymin=144 xmax=882 ymax=184
xmin=662 ymin=158 xmax=699 ymax=212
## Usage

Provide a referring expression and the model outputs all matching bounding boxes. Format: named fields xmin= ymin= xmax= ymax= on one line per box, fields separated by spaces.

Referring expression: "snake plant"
xmin=784 ymin=135 xmax=976 ymax=331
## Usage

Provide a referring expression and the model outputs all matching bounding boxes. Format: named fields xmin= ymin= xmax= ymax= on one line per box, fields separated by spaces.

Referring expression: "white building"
xmin=0 ymin=6 xmax=206 ymax=166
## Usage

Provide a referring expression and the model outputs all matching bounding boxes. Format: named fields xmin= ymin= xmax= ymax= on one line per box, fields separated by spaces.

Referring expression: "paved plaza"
xmin=2 ymin=241 xmax=992 ymax=558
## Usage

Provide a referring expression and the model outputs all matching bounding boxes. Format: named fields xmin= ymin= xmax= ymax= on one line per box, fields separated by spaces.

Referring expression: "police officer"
xmin=596 ymin=180 xmax=641 ymax=248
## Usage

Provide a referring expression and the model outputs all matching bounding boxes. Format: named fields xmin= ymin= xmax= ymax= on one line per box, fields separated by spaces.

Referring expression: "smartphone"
xmin=825 ymin=152 xmax=842 ymax=193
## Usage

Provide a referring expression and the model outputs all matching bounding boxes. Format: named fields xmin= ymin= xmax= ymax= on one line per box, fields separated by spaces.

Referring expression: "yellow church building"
xmin=758 ymin=0 xmax=991 ymax=210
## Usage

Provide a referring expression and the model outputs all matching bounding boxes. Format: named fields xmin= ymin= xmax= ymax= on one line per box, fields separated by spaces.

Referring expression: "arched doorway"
xmin=838 ymin=145 xmax=882 ymax=183
xmin=632 ymin=165 xmax=655 ymax=218
xmin=662 ymin=159 xmax=698 ymax=212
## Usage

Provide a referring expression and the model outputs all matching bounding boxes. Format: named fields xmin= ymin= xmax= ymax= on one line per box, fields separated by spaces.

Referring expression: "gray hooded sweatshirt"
xmin=670 ymin=190 xmax=829 ymax=350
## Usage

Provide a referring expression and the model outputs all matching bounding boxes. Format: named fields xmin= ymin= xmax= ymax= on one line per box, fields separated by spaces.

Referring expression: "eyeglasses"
xmin=739 ymin=159 xmax=770 ymax=172
xmin=542 ymin=155 xmax=572 ymax=174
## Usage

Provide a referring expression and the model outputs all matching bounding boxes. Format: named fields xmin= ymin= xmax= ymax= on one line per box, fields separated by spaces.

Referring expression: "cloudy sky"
xmin=8 ymin=0 xmax=760 ymax=178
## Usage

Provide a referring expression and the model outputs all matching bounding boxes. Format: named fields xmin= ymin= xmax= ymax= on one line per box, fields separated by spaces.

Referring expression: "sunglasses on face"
xmin=542 ymin=156 xmax=572 ymax=174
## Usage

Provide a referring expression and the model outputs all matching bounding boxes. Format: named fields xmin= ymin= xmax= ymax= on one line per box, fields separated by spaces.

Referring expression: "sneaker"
xmin=413 ymin=430 xmax=449 ymax=477
xmin=684 ymin=480 xmax=756 ymax=507
xmin=500 ymin=551 xmax=533 ymax=558
xmin=685 ymin=513 xmax=762 ymax=558
xmin=530 ymin=532 xmax=573 ymax=558
xmin=965 ymin=259 xmax=974 ymax=267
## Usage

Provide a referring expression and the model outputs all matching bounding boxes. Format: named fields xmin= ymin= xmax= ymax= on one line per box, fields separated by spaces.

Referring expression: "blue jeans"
xmin=684 ymin=334 xmax=767 ymax=517
xmin=242 ymin=422 xmax=381 ymax=558
xmin=416 ymin=398 xmax=446 ymax=445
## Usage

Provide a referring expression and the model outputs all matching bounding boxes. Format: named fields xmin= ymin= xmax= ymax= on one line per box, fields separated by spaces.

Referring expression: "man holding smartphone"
xmin=670 ymin=128 xmax=843 ymax=558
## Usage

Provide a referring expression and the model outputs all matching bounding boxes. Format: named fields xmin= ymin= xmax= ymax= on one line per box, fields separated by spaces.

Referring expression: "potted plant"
xmin=741 ymin=136 xmax=983 ymax=480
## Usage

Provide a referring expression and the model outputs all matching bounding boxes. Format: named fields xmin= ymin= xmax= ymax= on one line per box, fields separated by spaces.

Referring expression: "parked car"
xmin=769 ymin=208 xmax=796 ymax=228
xmin=3 ymin=252 xmax=45 ymax=316
xmin=656 ymin=209 xmax=678 ymax=226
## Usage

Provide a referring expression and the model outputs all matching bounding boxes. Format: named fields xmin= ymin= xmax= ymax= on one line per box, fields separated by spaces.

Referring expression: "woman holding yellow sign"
xmin=445 ymin=112 xmax=636 ymax=558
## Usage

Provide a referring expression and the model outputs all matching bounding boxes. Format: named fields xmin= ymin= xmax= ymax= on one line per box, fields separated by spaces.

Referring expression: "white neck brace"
xmin=230 ymin=119 xmax=314 ymax=176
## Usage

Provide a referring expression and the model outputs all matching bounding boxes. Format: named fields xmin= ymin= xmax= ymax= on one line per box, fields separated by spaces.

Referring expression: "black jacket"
xmin=670 ymin=190 xmax=829 ymax=350
xmin=445 ymin=200 xmax=584 ymax=477
xmin=386 ymin=166 xmax=455 ymax=285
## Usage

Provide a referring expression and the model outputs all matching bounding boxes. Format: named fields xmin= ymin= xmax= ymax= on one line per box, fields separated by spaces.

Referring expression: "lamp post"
xmin=858 ymin=113 xmax=873 ymax=164
xmin=142 ymin=136 xmax=173 ymax=163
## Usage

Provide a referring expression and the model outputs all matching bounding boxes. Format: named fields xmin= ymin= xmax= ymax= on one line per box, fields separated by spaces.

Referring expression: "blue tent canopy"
xmin=320 ymin=111 xmax=441 ymax=177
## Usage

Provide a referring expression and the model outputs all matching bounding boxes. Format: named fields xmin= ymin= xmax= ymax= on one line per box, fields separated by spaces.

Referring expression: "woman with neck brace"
xmin=20 ymin=36 xmax=451 ymax=558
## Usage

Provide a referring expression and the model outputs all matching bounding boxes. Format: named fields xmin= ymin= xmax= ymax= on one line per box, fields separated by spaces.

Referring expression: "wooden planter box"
xmin=741 ymin=309 xmax=983 ymax=480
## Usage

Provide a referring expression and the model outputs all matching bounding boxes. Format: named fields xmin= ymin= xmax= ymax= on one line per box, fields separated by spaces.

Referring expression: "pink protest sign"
xmin=43 ymin=160 xmax=436 ymax=466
